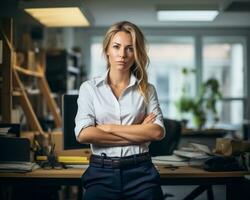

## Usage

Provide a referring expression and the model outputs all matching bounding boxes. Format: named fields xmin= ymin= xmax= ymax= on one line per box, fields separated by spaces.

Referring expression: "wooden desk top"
xmin=0 ymin=166 xmax=248 ymax=179
xmin=157 ymin=166 xmax=248 ymax=178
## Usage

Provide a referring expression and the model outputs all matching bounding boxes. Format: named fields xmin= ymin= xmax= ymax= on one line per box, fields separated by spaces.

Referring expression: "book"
xmin=36 ymin=156 xmax=89 ymax=164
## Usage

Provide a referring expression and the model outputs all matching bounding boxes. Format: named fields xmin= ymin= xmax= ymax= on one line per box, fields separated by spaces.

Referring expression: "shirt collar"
xmin=95 ymin=70 xmax=137 ymax=87
xmin=95 ymin=70 xmax=109 ymax=86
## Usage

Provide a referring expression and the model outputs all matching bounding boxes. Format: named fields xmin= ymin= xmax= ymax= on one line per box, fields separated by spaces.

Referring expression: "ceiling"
xmin=84 ymin=0 xmax=250 ymax=27
xmin=1 ymin=0 xmax=250 ymax=28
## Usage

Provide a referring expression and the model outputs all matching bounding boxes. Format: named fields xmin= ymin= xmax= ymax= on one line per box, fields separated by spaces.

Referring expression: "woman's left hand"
xmin=142 ymin=113 xmax=156 ymax=124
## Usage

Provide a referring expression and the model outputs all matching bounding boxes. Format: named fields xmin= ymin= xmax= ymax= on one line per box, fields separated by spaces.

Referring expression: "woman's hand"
xmin=142 ymin=113 xmax=156 ymax=124
xmin=97 ymin=124 xmax=111 ymax=132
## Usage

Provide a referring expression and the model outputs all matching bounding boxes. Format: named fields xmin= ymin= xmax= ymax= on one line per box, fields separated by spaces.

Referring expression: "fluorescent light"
xmin=19 ymin=0 xmax=93 ymax=27
xmin=25 ymin=7 xmax=89 ymax=27
xmin=157 ymin=10 xmax=219 ymax=22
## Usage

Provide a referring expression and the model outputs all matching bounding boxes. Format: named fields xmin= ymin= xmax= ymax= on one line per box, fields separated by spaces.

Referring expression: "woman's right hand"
xmin=142 ymin=113 xmax=156 ymax=124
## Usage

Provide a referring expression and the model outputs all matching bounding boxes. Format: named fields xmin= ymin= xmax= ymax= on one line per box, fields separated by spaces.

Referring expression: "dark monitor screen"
xmin=63 ymin=94 xmax=89 ymax=150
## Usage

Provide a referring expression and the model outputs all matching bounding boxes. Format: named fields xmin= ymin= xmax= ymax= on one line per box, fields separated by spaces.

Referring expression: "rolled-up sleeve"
xmin=74 ymin=82 xmax=95 ymax=138
xmin=147 ymin=84 xmax=166 ymax=137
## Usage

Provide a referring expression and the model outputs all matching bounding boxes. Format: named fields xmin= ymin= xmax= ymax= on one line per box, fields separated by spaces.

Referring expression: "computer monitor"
xmin=62 ymin=94 xmax=89 ymax=150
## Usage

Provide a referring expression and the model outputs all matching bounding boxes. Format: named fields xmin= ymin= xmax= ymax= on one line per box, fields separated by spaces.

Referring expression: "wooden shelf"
xmin=14 ymin=65 xmax=43 ymax=78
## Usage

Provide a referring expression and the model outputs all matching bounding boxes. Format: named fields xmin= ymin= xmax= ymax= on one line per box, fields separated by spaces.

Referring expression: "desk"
xmin=0 ymin=166 xmax=249 ymax=200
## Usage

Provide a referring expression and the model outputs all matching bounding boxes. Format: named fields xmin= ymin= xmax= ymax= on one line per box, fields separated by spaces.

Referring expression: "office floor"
xmin=161 ymin=185 xmax=226 ymax=200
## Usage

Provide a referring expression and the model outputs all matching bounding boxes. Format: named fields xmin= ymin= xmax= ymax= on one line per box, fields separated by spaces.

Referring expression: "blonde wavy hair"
xmin=103 ymin=21 xmax=149 ymax=103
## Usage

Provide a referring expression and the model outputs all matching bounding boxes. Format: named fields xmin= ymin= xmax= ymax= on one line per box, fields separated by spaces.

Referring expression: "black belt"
xmin=90 ymin=152 xmax=151 ymax=168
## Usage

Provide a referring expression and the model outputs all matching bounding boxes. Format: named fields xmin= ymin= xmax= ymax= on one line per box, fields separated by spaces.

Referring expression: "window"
xmin=147 ymin=37 xmax=195 ymax=119
xmin=202 ymin=37 xmax=245 ymax=126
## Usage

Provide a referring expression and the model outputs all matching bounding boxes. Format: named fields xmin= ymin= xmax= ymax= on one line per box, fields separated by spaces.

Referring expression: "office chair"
xmin=149 ymin=118 xmax=182 ymax=157
xmin=149 ymin=118 xmax=182 ymax=199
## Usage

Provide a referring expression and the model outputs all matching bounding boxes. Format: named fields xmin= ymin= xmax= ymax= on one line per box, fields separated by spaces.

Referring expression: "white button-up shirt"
xmin=75 ymin=71 xmax=165 ymax=157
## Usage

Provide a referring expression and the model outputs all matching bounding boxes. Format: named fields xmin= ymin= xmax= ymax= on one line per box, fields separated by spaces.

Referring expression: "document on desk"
xmin=0 ymin=161 xmax=40 ymax=173
xmin=152 ymin=155 xmax=190 ymax=166
xmin=173 ymin=150 xmax=210 ymax=159
xmin=152 ymin=155 xmax=208 ymax=167
xmin=173 ymin=142 xmax=212 ymax=159
xmin=65 ymin=164 xmax=89 ymax=169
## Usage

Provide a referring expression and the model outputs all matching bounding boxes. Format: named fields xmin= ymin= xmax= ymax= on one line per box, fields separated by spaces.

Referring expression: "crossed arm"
xmin=76 ymin=113 xmax=164 ymax=146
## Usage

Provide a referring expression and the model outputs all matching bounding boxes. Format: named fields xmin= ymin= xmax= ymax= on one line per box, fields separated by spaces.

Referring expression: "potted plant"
xmin=176 ymin=68 xmax=222 ymax=129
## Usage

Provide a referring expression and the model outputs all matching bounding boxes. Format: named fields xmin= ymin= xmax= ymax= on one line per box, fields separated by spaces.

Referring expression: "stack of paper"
xmin=173 ymin=150 xmax=210 ymax=159
xmin=0 ymin=161 xmax=40 ymax=173
xmin=152 ymin=142 xmax=213 ymax=167
xmin=173 ymin=143 xmax=211 ymax=159
xmin=173 ymin=142 xmax=212 ymax=166
xmin=152 ymin=155 xmax=189 ymax=166
xmin=189 ymin=143 xmax=212 ymax=154
xmin=65 ymin=164 xmax=89 ymax=169
xmin=0 ymin=127 xmax=11 ymax=136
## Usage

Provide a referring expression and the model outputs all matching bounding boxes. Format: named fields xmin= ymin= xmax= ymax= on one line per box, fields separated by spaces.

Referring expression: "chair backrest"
xmin=149 ymin=118 xmax=182 ymax=156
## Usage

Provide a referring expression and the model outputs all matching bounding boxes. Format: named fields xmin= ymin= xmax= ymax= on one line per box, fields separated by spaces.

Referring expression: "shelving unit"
xmin=12 ymin=66 xmax=44 ymax=133
xmin=13 ymin=64 xmax=62 ymax=129
xmin=46 ymin=49 xmax=82 ymax=94
xmin=0 ymin=19 xmax=62 ymax=133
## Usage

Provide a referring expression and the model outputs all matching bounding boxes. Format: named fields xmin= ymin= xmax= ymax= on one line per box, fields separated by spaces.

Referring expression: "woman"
xmin=75 ymin=21 xmax=165 ymax=200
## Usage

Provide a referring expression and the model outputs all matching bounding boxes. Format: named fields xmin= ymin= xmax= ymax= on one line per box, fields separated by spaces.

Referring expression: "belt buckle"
xmin=111 ymin=158 xmax=120 ymax=168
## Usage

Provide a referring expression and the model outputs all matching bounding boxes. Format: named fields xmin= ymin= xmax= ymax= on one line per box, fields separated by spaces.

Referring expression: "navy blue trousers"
xmin=81 ymin=160 xmax=163 ymax=200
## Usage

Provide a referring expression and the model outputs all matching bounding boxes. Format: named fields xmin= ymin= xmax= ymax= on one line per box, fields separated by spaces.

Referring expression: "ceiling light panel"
xmin=157 ymin=10 xmax=219 ymax=21
xmin=19 ymin=0 xmax=93 ymax=27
